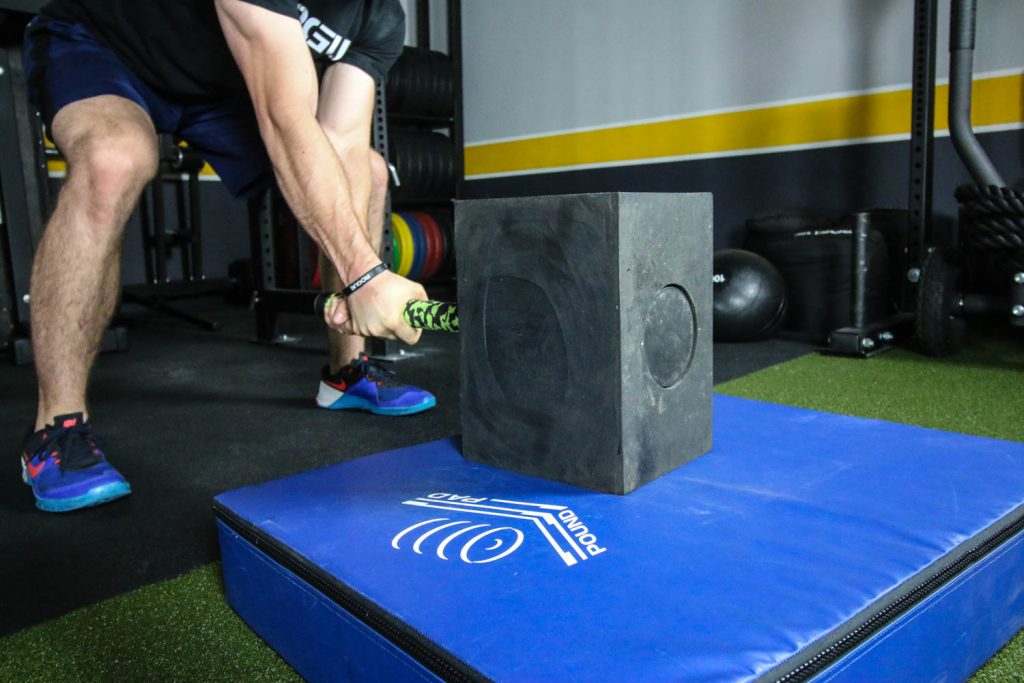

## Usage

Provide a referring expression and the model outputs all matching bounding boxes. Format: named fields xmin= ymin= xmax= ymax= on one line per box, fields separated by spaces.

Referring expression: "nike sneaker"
xmin=21 ymin=413 xmax=131 ymax=512
xmin=316 ymin=356 xmax=436 ymax=416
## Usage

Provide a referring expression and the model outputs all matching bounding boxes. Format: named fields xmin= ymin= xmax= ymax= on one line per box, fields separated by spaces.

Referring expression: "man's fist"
xmin=324 ymin=269 xmax=426 ymax=344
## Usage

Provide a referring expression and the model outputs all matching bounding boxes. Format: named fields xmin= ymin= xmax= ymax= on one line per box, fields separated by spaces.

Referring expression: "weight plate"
xmin=391 ymin=230 xmax=401 ymax=272
xmin=392 ymin=213 xmax=414 ymax=277
xmin=414 ymin=210 xmax=442 ymax=281
xmin=404 ymin=211 xmax=427 ymax=281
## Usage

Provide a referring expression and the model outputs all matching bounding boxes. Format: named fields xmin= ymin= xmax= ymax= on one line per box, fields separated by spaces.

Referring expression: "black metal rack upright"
xmin=906 ymin=0 xmax=939 ymax=305
xmin=0 ymin=10 xmax=49 ymax=350
xmin=248 ymin=0 xmax=462 ymax=355
xmin=822 ymin=0 xmax=938 ymax=358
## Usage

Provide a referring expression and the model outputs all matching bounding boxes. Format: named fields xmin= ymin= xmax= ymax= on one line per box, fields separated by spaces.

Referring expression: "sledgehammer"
xmin=313 ymin=294 xmax=459 ymax=333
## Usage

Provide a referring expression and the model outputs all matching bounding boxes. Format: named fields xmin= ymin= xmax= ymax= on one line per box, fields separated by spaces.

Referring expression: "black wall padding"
xmin=389 ymin=129 xmax=455 ymax=202
xmin=745 ymin=227 xmax=891 ymax=342
xmin=386 ymin=47 xmax=455 ymax=118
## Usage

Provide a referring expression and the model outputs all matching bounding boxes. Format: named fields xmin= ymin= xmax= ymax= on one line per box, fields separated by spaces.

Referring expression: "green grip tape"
xmin=403 ymin=300 xmax=459 ymax=332
xmin=316 ymin=294 xmax=458 ymax=333
xmin=316 ymin=293 xmax=338 ymax=316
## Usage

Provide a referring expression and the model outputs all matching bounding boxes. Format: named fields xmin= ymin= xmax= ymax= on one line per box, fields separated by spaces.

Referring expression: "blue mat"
xmin=215 ymin=395 xmax=1024 ymax=682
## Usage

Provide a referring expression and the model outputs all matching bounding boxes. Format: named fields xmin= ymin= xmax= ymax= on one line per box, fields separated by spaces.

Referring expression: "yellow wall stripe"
xmin=44 ymin=139 xmax=218 ymax=177
xmin=464 ymin=72 xmax=1024 ymax=178
xmin=47 ymin=159 xmax=218 ymax=177
xmin=40 ymin=73 xmax=1022 ymax=179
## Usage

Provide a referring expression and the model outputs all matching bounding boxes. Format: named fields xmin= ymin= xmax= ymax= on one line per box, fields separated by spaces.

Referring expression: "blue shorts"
xmin=23 ymin=17 xmax=273 ymax=198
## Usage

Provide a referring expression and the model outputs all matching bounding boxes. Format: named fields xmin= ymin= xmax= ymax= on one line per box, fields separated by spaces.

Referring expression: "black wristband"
xmin=340 ymin=263 xmax=388 ymax=297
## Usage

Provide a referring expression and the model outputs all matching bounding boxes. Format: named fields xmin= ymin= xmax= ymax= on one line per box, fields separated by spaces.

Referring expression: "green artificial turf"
xmin=718 ymin=330 xmax=1024 ymax=682
xmin=717 ymin=332 xmax=1024 ymax=443
xmin=0 ymin=563 xmax=300 ymax=682
xmin=3 ymin=330 xmax=1021 ymax=681
xmin=971 ymin=629 xmax=1024 ymax=683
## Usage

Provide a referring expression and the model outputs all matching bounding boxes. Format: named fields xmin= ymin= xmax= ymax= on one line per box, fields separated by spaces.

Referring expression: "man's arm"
xmin=317 ymin=63 xmax=378 ymax=244
xmin=215 ymin=0 xmax=421 ymax=343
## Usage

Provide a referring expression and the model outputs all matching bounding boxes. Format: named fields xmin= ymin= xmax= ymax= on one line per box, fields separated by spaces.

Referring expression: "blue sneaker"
xmin=316 ymin=356 xmax=436 ymax=416
xmin=21 ymin=413 xmax=131 ymax=513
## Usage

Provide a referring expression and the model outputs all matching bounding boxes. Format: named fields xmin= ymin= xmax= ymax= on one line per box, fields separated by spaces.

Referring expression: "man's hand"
xmin=324 ymin=270 xmax=427 ymax=344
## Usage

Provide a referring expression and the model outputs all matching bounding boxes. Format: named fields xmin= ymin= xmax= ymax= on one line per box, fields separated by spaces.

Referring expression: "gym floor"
xmin=1 ymin=295 xmax=1022 ymax=680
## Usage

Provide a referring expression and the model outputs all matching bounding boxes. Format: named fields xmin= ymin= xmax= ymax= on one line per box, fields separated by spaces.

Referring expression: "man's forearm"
xmin=211 ymin=0 xmax=391 ymax=313
xmin=333 ymin=146 xmax=375 ymax=246
xmin=261 ymin=105 xmax=379 ymax=283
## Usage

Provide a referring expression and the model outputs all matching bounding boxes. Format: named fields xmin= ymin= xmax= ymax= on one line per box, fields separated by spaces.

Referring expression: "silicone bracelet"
xmin=340 ymin=263 xmax=388 ymax=298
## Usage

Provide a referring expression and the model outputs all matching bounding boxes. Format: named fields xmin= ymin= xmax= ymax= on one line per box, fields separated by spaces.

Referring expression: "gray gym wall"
xmin=459 ymin=0 xmax=1024 ymax=246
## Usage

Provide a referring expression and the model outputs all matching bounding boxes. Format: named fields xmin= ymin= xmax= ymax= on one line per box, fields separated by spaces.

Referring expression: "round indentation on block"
xmin=644 ymin=285 xmax=696 ymax=388
xmin=484 ymin=276 xmax=568 ymax=406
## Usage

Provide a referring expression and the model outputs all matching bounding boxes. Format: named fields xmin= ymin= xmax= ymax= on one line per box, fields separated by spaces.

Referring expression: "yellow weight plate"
xmin=392 ymin=213 xmax=415 ymax=277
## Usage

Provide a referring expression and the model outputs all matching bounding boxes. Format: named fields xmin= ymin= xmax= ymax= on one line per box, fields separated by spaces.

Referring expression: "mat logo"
xmin=392 ymin=493 xmax=606 ymax=567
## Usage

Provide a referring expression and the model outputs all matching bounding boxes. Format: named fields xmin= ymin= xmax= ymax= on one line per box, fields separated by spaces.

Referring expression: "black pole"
xmin=907 ymin=0 xmax=937 ymax=312
xmin=188 ymin=171 xmax=202 ymax=280
xmin=851 ymin=213 xmax=870 ymax=329
xmin=948 ymin=0 xmax=1004 ymax=187
xmin=153 ymin=179 xmax=167 ymax=283
xmin=416 ymin=0 xmax=430 ymax=49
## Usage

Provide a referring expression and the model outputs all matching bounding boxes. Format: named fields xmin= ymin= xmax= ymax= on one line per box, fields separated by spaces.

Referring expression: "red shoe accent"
xmin=24 ymin=455 xmax=46 ymax=479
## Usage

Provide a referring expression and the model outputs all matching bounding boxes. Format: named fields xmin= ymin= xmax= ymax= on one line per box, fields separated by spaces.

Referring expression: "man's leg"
xmin=314 ymin=149 xmax=436 ymax=415
xmin=31 ymin=95 xmax=159 ymax=430
xmin=320 ymin=147 xmax=388 ymax=373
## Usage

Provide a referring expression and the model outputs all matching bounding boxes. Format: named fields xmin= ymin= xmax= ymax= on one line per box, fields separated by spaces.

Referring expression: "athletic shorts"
xmin=23 ymin=17 xmax=273 ymax=199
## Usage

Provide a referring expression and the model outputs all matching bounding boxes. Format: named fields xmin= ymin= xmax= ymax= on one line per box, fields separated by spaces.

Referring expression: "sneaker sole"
xmin=33 ymin=481 xmax=132 ymax=513
xmin=319 ymin=393 xmax=437 ymax=416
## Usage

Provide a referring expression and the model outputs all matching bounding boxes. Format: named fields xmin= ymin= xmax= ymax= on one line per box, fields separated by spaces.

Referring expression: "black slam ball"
xmin=712 ymin=249 xmax=787 ymax=342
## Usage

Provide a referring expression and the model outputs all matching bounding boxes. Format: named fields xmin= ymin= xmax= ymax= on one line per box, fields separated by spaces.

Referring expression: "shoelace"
xmin=32 ymin=423 xmax=103 ymax=473
xmin=352 ymin=356 xmax=401 ymax=387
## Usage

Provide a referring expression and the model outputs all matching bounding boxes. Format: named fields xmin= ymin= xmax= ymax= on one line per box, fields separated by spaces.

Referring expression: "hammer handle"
xmin=314 ymin=295 xmax=459 ymax=333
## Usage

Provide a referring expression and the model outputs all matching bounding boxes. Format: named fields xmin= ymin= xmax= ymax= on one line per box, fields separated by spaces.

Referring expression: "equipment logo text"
xmin=392 ymin=493 xmax=607 ymax=567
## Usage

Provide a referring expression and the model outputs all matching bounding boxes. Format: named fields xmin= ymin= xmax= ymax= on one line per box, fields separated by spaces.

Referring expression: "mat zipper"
xmin=769 ymin=508 xmax=1024 ymax=682
xmin=214 ymin=503 xmax=489 ymax=683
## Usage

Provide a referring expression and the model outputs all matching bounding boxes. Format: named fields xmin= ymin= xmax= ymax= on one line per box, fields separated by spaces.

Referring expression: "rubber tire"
xmin=916 ymin=248 xmax=968 ymax=357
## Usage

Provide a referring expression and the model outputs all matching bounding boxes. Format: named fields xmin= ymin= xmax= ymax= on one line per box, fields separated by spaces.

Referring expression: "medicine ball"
xmin=713 ymin=249 xmax=787 ymax=342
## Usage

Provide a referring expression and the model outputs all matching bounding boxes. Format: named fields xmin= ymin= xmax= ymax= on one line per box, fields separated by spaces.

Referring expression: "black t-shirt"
xmin=39 ymin=0 xmax=405 ymax=100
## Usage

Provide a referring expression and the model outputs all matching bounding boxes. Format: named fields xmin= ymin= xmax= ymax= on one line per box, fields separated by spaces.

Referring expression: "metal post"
xmin=153 ymin=179 xmax=167 ymax=283
xmin=907 ymin=0 xmax=938 ymax=312
xmin=449 ymin=0 xmax=464 ymax=200
xmin=248 ymin=189 xmax=278 ymax=341
xmin=948 ymin=0 xmax=1004 ymax=187
xmin=0 ymin=44 xmax=44 ymax=326
xmin=369 ymin=71 xmax=396 ymax=357
xmin=175 ymin=179 xmax=193 ymax=279
xmin=851 ymin=213 xmax=871 ymax=329
xmin=187 ymin=171 xmax=201 ymax=280
xmin=416 ymin=0 xmax=430 ymax=49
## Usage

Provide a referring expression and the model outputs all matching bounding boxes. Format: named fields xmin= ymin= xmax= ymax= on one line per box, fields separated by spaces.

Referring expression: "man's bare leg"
xmin=31 ymin=96 xmax=159 ymax=430
xmin=320 ymin=148 xmax=389 ymax=372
